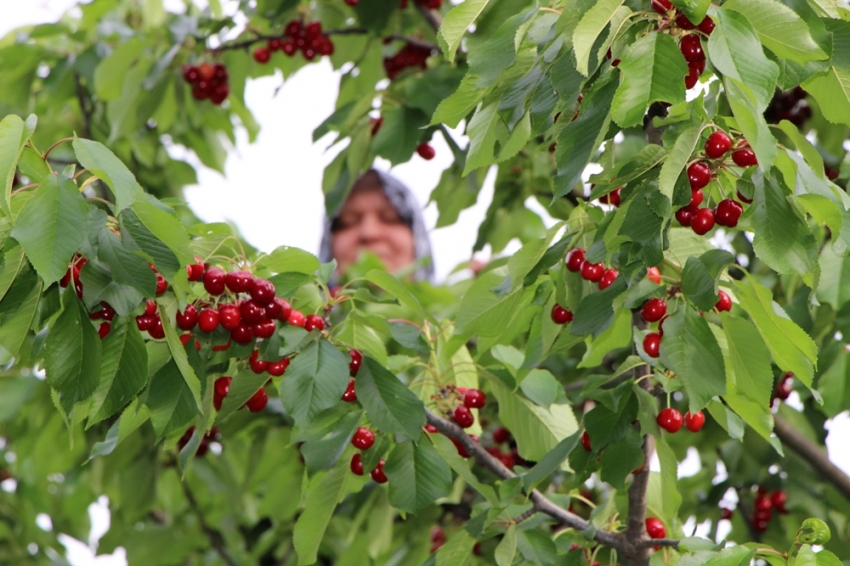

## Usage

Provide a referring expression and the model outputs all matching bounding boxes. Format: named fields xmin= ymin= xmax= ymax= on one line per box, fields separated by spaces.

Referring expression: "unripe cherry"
xmin=551 ymin=304 xmax=573 ymax=324
xmin=643 ymin=333 xmax=661 ymax=358
xmin=463 ymin=389 xmax=486 ymax=409
xmin=641 ymin=298 xmax=667 ymax=322
xmin=657 ymin=407 xmax=683 ymax=433
xmin=352 ymin=427 xmax=375 ymax=450
xmin=705 ymin=131 xmax=732 ymax=159
xmin=453 ymin=405 xmax=475 ymax=428
xmin=566 ymin=248 xmax=586 ymax=272
xmin=684 ymin=410 xmax=706 ymax=432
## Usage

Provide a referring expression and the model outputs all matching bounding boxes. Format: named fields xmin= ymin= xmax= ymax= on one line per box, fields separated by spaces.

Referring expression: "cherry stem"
xmin=10 ymin=183 xmax=39 ymax=197
xmin=43 ymin=137 xmax=74 ymax=161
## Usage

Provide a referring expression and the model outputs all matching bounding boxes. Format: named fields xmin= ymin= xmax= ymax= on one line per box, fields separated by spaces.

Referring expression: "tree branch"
xmin=210 ymin=29 xmax=438 ymax=53
xmin=179 ymin=476 xmax=238 ymax=566
xmin=424 ymin=409 xmax=627 ymax=552
xmin=73 ymin=72 xmax=93 ymax=140
xmin=415 ymin=3 xmax=443 ymax=33
xmin=774 ymin=414 xmax=850 ymax=501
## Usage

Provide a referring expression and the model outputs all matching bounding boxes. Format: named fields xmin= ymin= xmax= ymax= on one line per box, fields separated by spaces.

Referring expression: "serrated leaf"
xmin=463 ymin=102 xmax=501 ymax=175
xmin=725 ymin=77 xmax=778 ymax=171
xmin=356 ymin=357 xmax=425 ymax=440
xmin=431 ymin=75 xmax=486 ymax=128
xmin=723 ymin=0 xmax=826 ymax=64
xmin=573 ymin=0 xmax=626 ymax=76
xmin=803 ymin=66 xmax=850 ymax=126
xmin=295 ymin=407 xmax=362 ymax=472
xmin=73 ymin=137 xmax=146 ymax=211
xmin=0 ymin=278 xmax=41 ymax=358
xmin=334 ymin=315 xmax=388 ymax=365
xmin=435 ymin=529 xmax=475 ymax=566
xmin=439 ymin=0 xmax=490 ymax=63
xmin=145 ymin=359 xmax=196 ymax=440
xmin=280 ymin=340 xmax=349 ymax=426
xmin=160 ymin=304 xmax=202 ymax=409
xmin=0 ymin=114 xmax=35 ymax=215
xmin=681 ymin=249 xmax=734 ymax=311
xmin=570 ymin=276 xmax=627 ymax=338
xmin=384 ymin=439 xmax=452 ymax=513
xmin=364 ymin=270 xmax=436 ymax=324
xmin=293 ymin=458 xmax=349 ymax=566
xmin=455 ymin=270 xmax=524 ymax=337
xmin=88 ymin=320 xmax=148 ymax=425
xmin=468 ymin=9 xmax=537 ymax=89
xmin=96 ymin=228 xmax=157 ymax=297
xmin=659 ymin=125 xmax=701 ymax=201
xmin=254 ymin=245 xmax=319 ymax=275
xmin=495 ymin=524 xmax=517 ymax=566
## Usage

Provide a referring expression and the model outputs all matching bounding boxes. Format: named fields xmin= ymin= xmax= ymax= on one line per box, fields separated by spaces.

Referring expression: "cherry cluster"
xmin=640 ymin=292 xmax=731 ymax=360
xmin=451 ymin=387 xmax=486 ymax=428
xmin=349 ymin=429 xmax=387 ymax=483
xmin=675 ymin=131 xmax=757 ymax=236
xmin=751 ymin=487 xmax=788 ymax=532
xmin=383 ymin=42 xmax=433 ymax=80
xmin=177 ymin=426 xmax=220 ymax=456
xmin=59 ymin=254 xmax=87 ymax=299
xmin=651 ymin=1 xmax=715 ymax=88
xmin=565 ymin=248 xmax=619 ymax=290
xmin=255 ymin=21 xmax=334 ymax=63
xmin=416 ymin=142 xmax=435 ymax=160
xmin=597 ymin=185 xmax=622 ymax=207
xmin=484 ymin=426 xmax=530 ymax=469
xmin=764 ymin=86 xmax=811 ymax=127
xmin=425 ymin=423 xmax=479 ymax=458
xmin=183 ymin=62 xmax=230 ymax=104
xmin=341 ymin=350 xmax=362 ymax=402
xmin=656 ymin=407 xmax=705 ymax=433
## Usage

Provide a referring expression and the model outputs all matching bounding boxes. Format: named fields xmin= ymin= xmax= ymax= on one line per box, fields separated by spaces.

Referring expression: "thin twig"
xmin=74 ymin=73 xmax=93 ymax=140
xmin=179 ymin=476 xmax=238 ymax=566
xmin=774 ymin=414 xmax=850 ymax=501
xmin=415 ymin=3 xmax=442 ymax=32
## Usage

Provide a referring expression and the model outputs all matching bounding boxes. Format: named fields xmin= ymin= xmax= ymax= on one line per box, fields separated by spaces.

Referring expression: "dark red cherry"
xmin=715 ymin=199 xmax=743 ymax=227
xmin=691 ymin=207 xmax=716 ymax=235
xmin=551 ymin=304 xmax=573 ymax=324
xmin=176 ymin=305 xmax=198 ymax=331
xmin=687 ymin=162 xmax=711 ymax=189
xmin=203 ymin=268 xmax=227 ymax=296
xmin=249 ymin=278 xmax=276 ymax=306
xmin=565 ymin=249 xmax=585 ymax=272
xmin=226 ymin=270 xmax=254 ymax=293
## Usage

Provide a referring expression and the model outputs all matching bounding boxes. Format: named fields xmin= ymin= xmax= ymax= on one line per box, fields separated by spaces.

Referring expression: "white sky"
xmin=3 ymin=2 xmax=850 ymax=563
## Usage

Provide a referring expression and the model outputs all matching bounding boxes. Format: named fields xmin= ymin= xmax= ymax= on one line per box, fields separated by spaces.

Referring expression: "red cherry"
xmin=651 ymin=0 xmax=672 ymax=15
xmin=580 ymin=261 xmax=604 ymax=282
xmin=685 ymin=63 xmax=701 ymax=89
xmin=136 ymin=315 xmax=155 ymax=332
xmin=755 ymin=496 xmax=773 ymax=511
xmin=285 ymin=20 xmax=302 ymax=37
xmin=581 ymin=430 xmax=592 ymax=452
xmin=212 ymin=340 xmax=231 ymax=352
xmin=754 ymin=520 xmax=768 ymax=532
xmin=598 ymin=268 xmax=619 ymax=290
xmin=225 ymin=270 xmax=254 ymax=293
xmin=602 ymin=187 xmax=622 ymax=207
xmin=641 ymin=298 xmax=667 ymax=322
xmin=416 ymin=143 xmax=435 ymax=160
xmin=646 ymin=518 xmax=666 ymax=539
xmin=675 ymin=11 xmax=696 ymax=30
xmin=203 ymin=268 xmax=227 ymax=295
xmin=254 ymin=319 xmax=277 ymax=339
xmin=149 ymin=318 xmax=165 ymax=339
xmin=267 ymin=297 xmax=291 ymax=321
xmin=679 ymin=34 xmax=704 ymax=62
xmin=720 ymin=508 xmax=733 ymax=520
xmin=249 ymin=350 xmax=269 ymax=374
xmin=268 ymin=38 xmax=282 ymax=51
xmin=304 ymin=314 xmax=325 ymax=332
xmin=463 ymin=389 xmax=486 ymax=409
xmin=451 ymin=437 xmax=470 ymax=458
xmin=715 ymin=199 xmax=743 ymax=227
xmin=732 ymin=148 xmax=758 ymax=167
xmin=267 ymin=358 xmax=290 ymax=376
xmin=691 ymin=207 xmax=716 ymax=235
xmin=371 ymin=460 xmax=388 ymax=483
xmin=250 ymin=278 xmax=276 ymax=306
xmin=176 ymin=305 xmax=198 ymax=331
xmin=350 ymin=453 xmax=364 ymax=475
xmin=246 ymin=387 xmax=268 ymax=412
xmin=218 ymin=303 xmax=242 ymax=330
xmin=349 ymin=349 xmax=363 ymax=376
xmin=240 ymin=300 xmax=266 ymax=325
xmin=155 ymin=273 xmax=167 ymax=295
xmin=342 ymin=379 xmax=358 ymax=402
xmin=453 ymin=405 xmax=475 ymax=428
xmin=689 ymin=188 xmax=704 ymax=207
xmin=99 ymin=302 xmax=116 ymax=321
xmin=352 ymin=427 xmax=375 ymax=450
xmin=643 ymin=333 xmax=661 ymax=358
xmin=705 ymin=131 xmax=732 ymax=159
xmin=305 ymin=21 xmax=322 ymax=36
xmin=566 ymin=248 xmax=586 ymax=272
xmin=253 ymin=47 xmax=270 ymax=63
xmin=282 ymin=40 xmax=297 ymax=56
xmin=657 ymin=407 xmax=684 ymax=433
xmin=183 ymin=65 xmax=200 ymax=83
xmin=181 ymin=335 xmax=201 ymax=350
xmin=698 ymin=16 xmax=715 ymax=35
xmin=144 ymin=299 xmax=157 ymax=316
xmin=198 ymin=62 xmax=215 ymax=81
xmin=647 ymin=266 xmax=662 ymax=284
xmin=424 ymin=424 xmax=439 ymax=434
xmin=684 ymin=410 xmax=706 ymax=432
xmin=370 ymin=116 xmax=384 ymax=136
xmin=187 ymin=262 xmax=205 ymax=281
xmin=770 ymin=490 xmax=787 ymax=511
xmin=493 ymin=427 xmax=511 ymax=444
xmin=736 ymin=190 xmax=753 ymax=204
xmin=198 ymin=308 xmax=220 ymax=333
xmin=288 ymin=310 xmax=306 ymax=327
xmin=675 ymin=204 xmax=697 ymax=227
xmin=231 ymin=324 xmax=255 ymax=344
xmin=214 ymin=376 xmax=232 ymax=399
xmin=715 ymin=290 xmax=733 ymax=312
xmin=98 ymin=322 xmax=111 ymax=339
xmin=687 ymin=162 xmax=711 ymax=189
xmin=551 ymin=304 xmax=573 ymax=324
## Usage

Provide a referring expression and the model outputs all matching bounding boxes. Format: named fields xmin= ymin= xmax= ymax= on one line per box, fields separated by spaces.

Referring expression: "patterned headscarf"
xmin=318 ymin=169 xmax=435 ymax=282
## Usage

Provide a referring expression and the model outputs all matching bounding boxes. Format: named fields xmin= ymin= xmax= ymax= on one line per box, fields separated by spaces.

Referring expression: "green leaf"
xmin=803 ymin=66 xmax=850 ymax=126
xmin=578 ymin=307 xmax=632 ymax=368
xmin=599 ymin=427 xmax=644 ymax=490
xmin=364 ymin=270 xmax=436 ymax=324
xmin=516 ymin=529 xmax=556 ymax=565
xmin=215 ymin=368 xmax=270 ymax=421
xmin=723 ymin=0 xmax=826 ymax=64
xmin=370 ymin=104 xmax=429 ymax=166
xmin=520 ymin=369 xmax=561 ymax=407
xmin=817 ymin=349 xmax=850 ymax=419
xmin=73 ymin=137 xmax=146 ymax=211
xmin=708 ymin=8 xmax=778 ymax=108
xmin=658 ymin=125 xmax=701 ymax=201
xmin=573 ymin=0 xmax=626 ymax=76
xmin=670 ymin=0 xmax=710 ymax=24
xmin=659 ymin=306 xmax=726 ymax=412
xmin=96 ymin=229 xmax=157 ymax=298
xmin=724 ymin=77 xmax=778 ymax=171
xmin=439 ymin=0 xmax=490 ymax=63
xmin=734 ymin=275 xmax=817 ymax=386
xmin=750 ymin=172 xmax=818 ymax=276
xmin=435 ymin=529 xmax=476 ymax=566
xmin=489 ymin=379 xmax=578 ymax=462
xmin=0 ymin=279 xmax=41 ymax=358
xmin=431 ymin=433 xmax=498 ymax=504
xmin=145 ymin=359 xmax=196 ymax=440
xmin=702 ymin=546 xmax=756 ymax=566
xmin=88 ymin=401 xmax=150 ymax=460
xmin=463 ymin=102 xmax=501 ymax=175
xmin=681 ymin=250 xmax=734 ymax=311
xmin=334 ymin=315 xmax=387 ymax=365
xmin=655 ymin=438 xmax=683 ymax=520
xmin=384 ymin=439 xmax=452 ymax=513
xmin=356 ymin=357 xmax=425 ymax=440
xmin=0 ymin=114 xmax=35 ymax=215
xmin=611 ymin=33 xmax=687 ymax=128
xmin=160 ymin=304 xmax=202 ymax=410
xmin=254 ymin=245 xmax=319 ymax=275
xmin=570 ymin=276 xmax=627 ymax=338
xmin=295 ymin=407 xmax=362 ymax=472
xmin=467 ymin=9 xmax=537 ymax=88
xmin=455 ymin=271 xmax=524 ymax=338
xmin=431 ymin=75 xmax=486 ymax=128
xmin=293 ymin=458 xmax=349 ymax=566
xmin=93 ymin=38 xmax=145 ymax=101
xmin=10 ymin=174 xmax=89 ymax=286
xmin=45 ymin=290 xmax=102 ymax=413
xmin=495 ymin=524 xmax=517 ymax=566
xmin=127 ymin=200 xmax=192 ymax=275
xmin=280 ymin=340 xmax=349 ymax=427
xmin=88 ymin=320 xmax=148 ymax=425
xmin=584 ymin=390 xmax=638 ymax=448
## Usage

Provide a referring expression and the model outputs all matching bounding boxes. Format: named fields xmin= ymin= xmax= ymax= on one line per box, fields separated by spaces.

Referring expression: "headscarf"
xmin=318 ymin=169 xmax=435 ymax=282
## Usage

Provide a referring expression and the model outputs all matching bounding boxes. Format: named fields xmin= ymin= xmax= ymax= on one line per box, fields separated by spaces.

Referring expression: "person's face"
xmin=331 ymin=186 xmax=416 ymax=275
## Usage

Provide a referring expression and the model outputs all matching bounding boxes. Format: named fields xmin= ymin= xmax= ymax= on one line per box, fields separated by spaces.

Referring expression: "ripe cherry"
xmin=416 ymin=143 xmax=435 ymax=160
xmin=136 ymin=315 xmax=155 ymax=332
xmin=698 ymin=15 xmax=715 ymax=35
xmin=246 ymin=387 xmax=268 ymax=412
xmin=691 ymin=207 xmax=716 ymax=235
xmin=647 ymin=266 xmax=662 ymax=284
xmin=690 ymin=188 xmax=704 ymax=207
xmin=453 ymin=405 xmax=475 ymax=428
xmin=720 ymin=507 xmax=733 ymax=520
xmin=598 ymin=268 xmax=619 ymax=291
xmin=240 ymin=300 xmax=266 ymax=325
xmin=371 ymin=460 xmax=388 ymax=483
xmin=149 ymin=318 xmax=165 ymax=339
xmin=580 ymin=261 xmax=604 ymax=282
xmin=214 ymin=376 xmax=232 ymax=399
xmin=581 ymin=430 xmax=592 ymax=452
xmin=288 ymin=310 xmax=306 ymax=327
xmin=198 ymin=308 xmax=220 ymax=333
xmin=350 ymin=453 xmax=364 ymax=475
xmin=219 ymin=303 xmax=241 ymax=330
xmin=715 ymin=290 xmax=733 ymax=312
xmin=155 ymin=273 xmax=167 ymax=295
xmin=715 ymin=199 xmax=743 ymax=227
xmin=770 ymin=490 xmax=788 ymax=513
xmin=180 ymin=334 xmax=201 ymax=351
xmin=736 ymin=190 xmax=753 ymax=204
xmin=98 ymin=322 xmax=111 ymax=339
xmin=144 ymin=299 xmax=157 ymax=316
xmin=463 ymin=389 xmax=486 ymax=409
xmin=641 ymin=298 xmax=667 ymax=322
xmin=250 ymin=278 xmax=276 ymax=306
xmin=352 ymin=427 xmax=375 ymax=450
xmin=679 ymin=34 xmax=704 ymax=62
xmin=732 ymin=148 xmax=758 ymax=167
xmin=226 ymin=270 xmax=254 ymax=293
xmin=254 ymin=47 xmax=271 ymax=63
xmin=305 ymin=314 xmax=325 ymax=332
xmin=176 ymin=305 xmax=198 ymax=331
xmin=705 ymin=131 xmax=732 ymax=159
xmin=684 ymin=410 xmax=706 ymax=432
xmin=254 ymin=319 xmax=277 ymax=339
xmin=203 ymin=268 xmax=227 ymax=295
xmin=187 ymin=262 xmax=205 ymax=281
xmin=651 ymin=0 xmax=672 ymax=15
xmin=342 ymin=379 xmax=357 ymax=402
xmin=646 ymin=517 xmax=666 ymax=539
xmin=231 ymin=323 xmax=255 ymax=344
xmin=249 ymin=350 xmax=268 ymax=374
xmin=493 ymin=427 xmax=511 ymax=444
xmin=600 ymin=187 xmax=621 ymax=207
xmin=687 ymin=161 xmax=711 ymax=189
xmin=643 ymin=333 xmax=661 ymax=358
xmin=657 ymin=407 xmax=684 ymax=433
xmin=285 ymin=20 xmax=302 ymax=37
xmin=267 ymin=297 xmax=291 ymax=321
xmin=676 ymin=204 xmax=697 ymax=227
xmin=551 ymin=304 xmax=573 ymax=324
xmin=685 ymin=62 xmax=701 ymax=89
xmin=566 ymin=248 xmax=586 ymax=272
xmin=349 ymin=349 xmax=363 ymax=376
xmin=675 ymin=11 xmax=696 ymax=30
xmin=267 ymin=358 xmax=290 ymax=377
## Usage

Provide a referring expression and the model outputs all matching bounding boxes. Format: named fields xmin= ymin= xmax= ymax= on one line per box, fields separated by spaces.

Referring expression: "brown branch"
xmin=74 ymin=73 xmax=93 ymax=140
xmin=774 ymin=414 xmax=850 ymax=501
xmin=415 ymin=3 xmax=443 ymax=33
xmin=424 ymin=409 xmax=627 ymax=552
xmin=179 ymin=476 xmax=238 ymax=566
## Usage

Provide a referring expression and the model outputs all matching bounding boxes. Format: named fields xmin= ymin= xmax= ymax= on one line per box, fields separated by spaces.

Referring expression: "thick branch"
xmin=774 ymin=414 xmax=850 ymax=501
xmin=179 ymin=477 xmax=238 ymax=566
xmin=424 ymin=409 xmax=627 ymax=552
xmin=415 ymin=3 xmax=442 ymax=32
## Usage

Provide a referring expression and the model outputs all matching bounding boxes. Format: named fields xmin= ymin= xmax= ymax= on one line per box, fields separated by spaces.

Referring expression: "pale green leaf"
xmin=573 ymin=0 xmax=626 ymax=77
xmin=439 ymin=0 xmax=490 ymax=63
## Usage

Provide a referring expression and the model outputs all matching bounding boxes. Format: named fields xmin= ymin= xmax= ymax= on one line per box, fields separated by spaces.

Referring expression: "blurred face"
xmin=331 ymin=183 xmax=416 ymax=275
